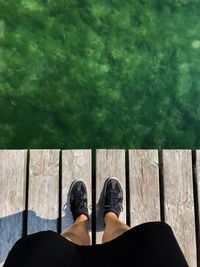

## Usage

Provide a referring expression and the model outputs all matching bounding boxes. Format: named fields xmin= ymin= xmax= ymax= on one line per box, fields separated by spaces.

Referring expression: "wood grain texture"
xmin=61 ymin=150 xmax=92 ymax=240
xmin=27 ymin=149 xmax=60 ymax=234
xmin=162 ymin=150 xmax=196 ymax=267
xmin=0 ymin=150 xmax=27 ymax=267
xmin=0 ymin=149 xmax=198 ymax=266
xmin=96 ymin=149 xmax=126 ymax=244
xmin=129 ymin=150 xmax=160 ymax=227
xmin=196 ymin=150 xmax=200 ymax=256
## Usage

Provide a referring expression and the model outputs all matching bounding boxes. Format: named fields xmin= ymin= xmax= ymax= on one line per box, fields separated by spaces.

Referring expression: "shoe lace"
xmin=105 ymin=190 xmax=123 ymax=212
xmin=74 ymin=191 xmax=87 ymax=209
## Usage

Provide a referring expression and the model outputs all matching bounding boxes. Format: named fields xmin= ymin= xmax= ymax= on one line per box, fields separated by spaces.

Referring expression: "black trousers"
xmin=3 ymin=221 xmax=189 ymax=267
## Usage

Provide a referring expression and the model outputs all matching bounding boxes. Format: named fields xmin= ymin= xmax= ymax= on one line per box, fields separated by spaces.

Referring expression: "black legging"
xmin=3 ymin=221 xmax=189 ymax=267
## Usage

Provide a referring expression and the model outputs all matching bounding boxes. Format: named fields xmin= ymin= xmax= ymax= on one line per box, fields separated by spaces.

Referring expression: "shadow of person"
xmin=0 ymin=186 xmax=92 ymax=266
xmin=0 ymin=210 xmax=58 ymax=265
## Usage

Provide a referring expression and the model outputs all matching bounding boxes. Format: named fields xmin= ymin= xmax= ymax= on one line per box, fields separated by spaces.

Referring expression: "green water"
xmin=0 ymin=0 xmax=200 ymax=149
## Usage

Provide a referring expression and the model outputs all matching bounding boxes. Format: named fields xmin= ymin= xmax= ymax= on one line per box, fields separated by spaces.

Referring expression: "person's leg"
xmin=61 ymin=179 xmax=90 ymax=246
xmin=101 ymin=177 xmax=130 ymax=243
xmin=61 ymin=214 xmax=90 ymax=245
xmin=102 ymin=212 xmax=130 ymax=243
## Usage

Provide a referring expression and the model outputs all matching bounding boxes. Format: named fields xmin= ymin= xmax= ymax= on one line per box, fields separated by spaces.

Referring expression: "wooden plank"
xmin=27 ymin=149 xmax=60 ymax=234
xmin=162 ymin=150 xmax=197 ymax=267
xmin=195 ymin=150 xmax=200 ymax=265
xmin=129 ymin=150 xmax=160 ymax=227
xmin=61 ymin=150 xmax=92 ymax=240
xmin=96 ymin=149 xmax=126 ymax=244
xmin=0 ymin=150 xmax=27 ymax=267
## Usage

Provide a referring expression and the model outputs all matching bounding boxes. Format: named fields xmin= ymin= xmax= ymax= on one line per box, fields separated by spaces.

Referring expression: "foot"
xmin=69 ymin=180 xmax=89 ymax=221
xmin=103 ymin=177 xmax=123 ymax=218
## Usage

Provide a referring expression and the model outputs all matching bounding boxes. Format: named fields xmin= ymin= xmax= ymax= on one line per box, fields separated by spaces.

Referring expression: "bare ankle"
xmin=75 ymin=214 xmax=88 ymax=224
xmin=104 ymin=212 xmax=118 ymax=224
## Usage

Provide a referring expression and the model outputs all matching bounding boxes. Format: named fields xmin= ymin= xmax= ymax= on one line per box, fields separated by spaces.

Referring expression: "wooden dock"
xmin=0 ymin=149 xmax=199 ymax=267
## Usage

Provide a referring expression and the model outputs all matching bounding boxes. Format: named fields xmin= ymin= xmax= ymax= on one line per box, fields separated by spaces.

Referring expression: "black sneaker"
xmin=69 ymin=180 xmax=89 ymax=221
xmin=103 ymin=177 xmax=123 ymax=218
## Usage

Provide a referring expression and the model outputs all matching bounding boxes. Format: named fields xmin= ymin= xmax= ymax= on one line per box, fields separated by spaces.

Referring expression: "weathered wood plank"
xmin=195 ymin=150 xmax=200 ymax=265
xmin=61 ymin=150 xmax=92 ymax=240
xmin=162 ymin=150 xmax=197 ymax=267
xmin=129 ymin=150 xmax=160 ymax=227
xmin=27 ymin=149 xmax=60 ymax=234
xmin=0 ymin=150 xmax=27 ymax=267
xmin=96 ymin=149 xmax=126 ymax=244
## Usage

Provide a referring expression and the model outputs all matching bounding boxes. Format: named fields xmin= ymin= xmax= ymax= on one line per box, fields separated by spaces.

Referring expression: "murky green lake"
xmin=0 ymin=0 xmax=200 ymax=148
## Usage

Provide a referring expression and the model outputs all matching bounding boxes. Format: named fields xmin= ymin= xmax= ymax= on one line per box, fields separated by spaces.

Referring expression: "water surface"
xmin=0 ymin=0 xmax=200 ymax=148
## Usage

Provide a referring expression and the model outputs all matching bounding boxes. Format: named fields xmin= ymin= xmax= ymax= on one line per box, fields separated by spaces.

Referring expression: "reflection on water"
xmin=0 ymin=0 xmax=200 ymax=148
